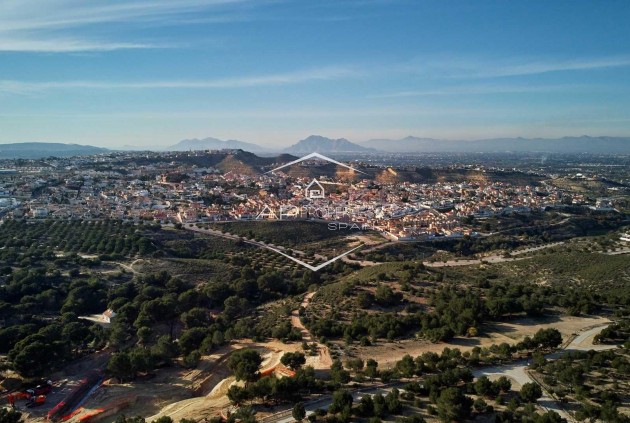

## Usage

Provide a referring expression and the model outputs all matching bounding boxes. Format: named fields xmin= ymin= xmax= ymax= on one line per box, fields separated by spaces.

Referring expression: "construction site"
xmin=1 ymin=336 xmax=332 ymax=423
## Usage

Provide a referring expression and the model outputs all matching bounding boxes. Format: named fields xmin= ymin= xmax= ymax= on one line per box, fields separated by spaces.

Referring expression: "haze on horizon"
xmin=1 ymin=0 xmax=629 ymax=149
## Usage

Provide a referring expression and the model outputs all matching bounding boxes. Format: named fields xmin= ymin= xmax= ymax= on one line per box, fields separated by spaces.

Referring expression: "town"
xmin=1 ymin=150 xmax=626 ymax=242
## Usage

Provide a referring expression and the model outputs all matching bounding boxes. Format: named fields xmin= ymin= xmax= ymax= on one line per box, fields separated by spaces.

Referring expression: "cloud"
xmin=0 ymin=0 xmax=258 ymax=52
xmin=0 ymin=37 xmax=157 ymax=53
xmin=476 ymin=56 xmax=630 ymax=78
xmin=369 ymin=83 xmax=601 ymax=98
xmin=411 ymin=56 xmax=630 ymax=79
xmin=0 ymin=66 xmax=358 ymax=94
xmin=0 ymin=0 xmax=252 ymax=31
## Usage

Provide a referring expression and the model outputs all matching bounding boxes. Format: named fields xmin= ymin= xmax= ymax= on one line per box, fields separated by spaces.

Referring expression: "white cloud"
xmin=0 ymin=66 xmax=358 ymax=94
xmin=0 ymin=37 xmax=156 ymax=53
xmin=0 ymin=0 xmax=257 ymax=52
xmin=476 ymin=56 xmax=630 ymax=78
xmin=369 ymin=83 xmax=602 ymax=98
xmin=403 ymin=55 xmax=630 ymax=78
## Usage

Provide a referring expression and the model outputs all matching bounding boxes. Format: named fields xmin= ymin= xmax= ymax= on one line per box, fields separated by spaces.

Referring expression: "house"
xmin=102 ymin=309 xmax=117 ymax=323
xmin=31 ymin=207 xmax=49 ymax=218
xmin=305 ymin=179 xmax=325 ymax=199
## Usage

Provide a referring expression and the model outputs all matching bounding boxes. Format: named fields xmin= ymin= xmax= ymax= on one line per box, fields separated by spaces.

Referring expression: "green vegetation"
xmin=531 ymin=348 xmax=630 ymax=422
xmin=209 ymin=221 xmax=341 ymax=247
xmin=0 ymin=219 xmax=158 ymax=260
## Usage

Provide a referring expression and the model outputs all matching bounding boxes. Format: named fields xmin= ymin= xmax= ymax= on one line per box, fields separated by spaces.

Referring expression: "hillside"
xmin=113 ymin=149 xmax=297 ymax=174
xmin=0 ymin=142 xmax=109 ymax=159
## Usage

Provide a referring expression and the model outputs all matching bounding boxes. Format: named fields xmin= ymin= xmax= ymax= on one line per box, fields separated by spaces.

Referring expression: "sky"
xmin=1 ymin=0 xmax=630 ymax=149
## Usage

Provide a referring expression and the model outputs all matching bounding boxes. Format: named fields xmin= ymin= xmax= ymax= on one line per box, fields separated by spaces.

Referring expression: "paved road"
xmin=173 ymin=223 xmax=573 ymax=270
xmin=175 ymin=223 xmax=330 ymax=262
xmin=605 ymin=247 xmax=630 ymax=255
xmin=474 ymin=323 xmax=619 ymax=422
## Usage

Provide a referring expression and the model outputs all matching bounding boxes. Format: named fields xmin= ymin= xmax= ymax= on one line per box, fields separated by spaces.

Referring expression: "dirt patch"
xmin=351 ymin=314 xmax=610 ymax=368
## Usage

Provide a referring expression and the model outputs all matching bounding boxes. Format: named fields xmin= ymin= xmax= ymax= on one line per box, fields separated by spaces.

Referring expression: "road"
xmin=172 ymin=223 xmax=575 ymax=270
xmin=473 ymin=323 xmax=619 ymax=422
xmin=174 ymin=223 xmax=330 ymax=262
xmin=290 ymin=292 xmax=332 ymax=368
xmin=424 ymin=241 xmax=564 ymax=268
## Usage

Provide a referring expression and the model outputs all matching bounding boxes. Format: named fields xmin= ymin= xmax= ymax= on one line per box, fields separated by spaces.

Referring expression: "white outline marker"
xmin=265 ymin=244 xmax=364 ymax=271
xmin=267 ymin=152 xmax=367 ymax=175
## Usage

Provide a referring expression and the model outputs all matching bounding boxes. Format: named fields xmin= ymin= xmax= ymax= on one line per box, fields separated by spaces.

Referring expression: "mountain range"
xmin=0 ymin=142 xmax=109 ymax=159
xmin=284 ymin=135 xmax=374 ymax=153
xmin=168 ymin=137 xmax=268 ymax=152
xmin=2 ymin=135 xmax=630 ymax=159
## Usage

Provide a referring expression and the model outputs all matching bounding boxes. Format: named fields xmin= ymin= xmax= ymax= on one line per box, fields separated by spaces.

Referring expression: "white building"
xmin=102 ymin=309 xmax=117 ymax=323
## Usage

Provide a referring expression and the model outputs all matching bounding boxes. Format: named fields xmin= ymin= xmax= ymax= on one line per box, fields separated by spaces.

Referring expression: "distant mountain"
xmin=0 ymin=142 xmax=109 ymax=159
xmin=285 ymin=135 xmax=374 ymax=154
xmin=169 ymin=137 xmax=268 ymax=152
xmin=360 ymin=136 xmax=630 ymax=154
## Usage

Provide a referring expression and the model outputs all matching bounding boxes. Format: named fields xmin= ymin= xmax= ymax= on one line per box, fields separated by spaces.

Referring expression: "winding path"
xmin=473 ymin=323 xmax=619 ymax=422
xmin=290 ymin=292 xmax=332 ymax=368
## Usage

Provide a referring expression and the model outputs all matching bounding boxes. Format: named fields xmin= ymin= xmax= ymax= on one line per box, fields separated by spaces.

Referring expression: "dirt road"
xmin=424 ymin=241 xmax=565 ymax=268
xmin=291 ymin=292 xmax=332 ymax=368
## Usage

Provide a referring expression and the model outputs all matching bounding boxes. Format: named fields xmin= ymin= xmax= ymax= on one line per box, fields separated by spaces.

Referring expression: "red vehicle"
xmin=8 ymin=381 xmax=53 ymax=408
xmin=26 ymin=380 xmax=53 ymax=396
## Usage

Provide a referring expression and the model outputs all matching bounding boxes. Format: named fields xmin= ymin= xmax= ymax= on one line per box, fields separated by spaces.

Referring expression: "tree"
xmin=474 ymin=376 xmax=494 ymax=397
xmin=292 ymin=402 xmax=306 ymax=422
xmin=436 ymin=388 xmax=472 ymax=422
xmin=395 ymin=354 xmax=415 ymax=377
xmin=0 ymin=408 xmax=23 ymax=423
xmin=494 ymin=376 xmax=512 ymax=393
xmin=227 ymin=349 xmax=262 ymax=384
xmin=330 ymin=359 xmax=351 ymax=384
xmin=532 ymin=328 xmax=562 ymax=350
xmin=473 ymin=398 xmax=488 ymax=413
xmin=181 ymin=308 xmax=211 ymax=328
xmin=345 ymin=358 xmax=364 ymax=372
xmin=178 ymin=327 xmax=207 ymax=355
xmin=520 ymin=382 xmax=543 ymax=403
xmin=137 ymin=326 xmax=152 ymax=345
xmin=114 ymin=416 xmax=145 ymax=423
xmin=281 ymin=352 xmax=306 ymax=370
xmin=108 ymin=352 xmax=135 ymax=381
xmin=129 ymin=347 xmax=155 ymax=373
xmin=535 ymin=411 xmax=565 ymax=423
xmin=365 ymin=359 xmax=379 ymax=380
xmin=385 ymin=389 xmax=402 ymax=414
xmin=329 ymin=389 xmax=353 ymax=414
xmin=151 ymin=335 xmax=179 ymax=362
xmin=183 ymin=350 xmax=201 ymax=368
xmin=227 ymin=386 xmax=249 ymax=405
xmin=374 ymin=285 xmax=401 ymax=306
xmin=358 ymin=395 xmax=375 ymax=417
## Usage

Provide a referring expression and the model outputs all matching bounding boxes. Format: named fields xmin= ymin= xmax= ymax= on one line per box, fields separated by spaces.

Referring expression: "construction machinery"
xmin=7 ymin=380 xmax=53 ymax=408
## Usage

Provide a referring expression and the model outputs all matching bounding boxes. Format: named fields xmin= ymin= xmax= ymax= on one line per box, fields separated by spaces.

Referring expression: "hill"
xmin=360 ymin=136 xmax=630 ymax=153
xmin=169 ymin=137 xmax=268 ymax=152
xmin=0 ymin=142 xmax=109 ymax=159
xmin=285 ymin=135 xmax=374 ymax=154
xmin=115 ymin=149 xmax=298 ymax=175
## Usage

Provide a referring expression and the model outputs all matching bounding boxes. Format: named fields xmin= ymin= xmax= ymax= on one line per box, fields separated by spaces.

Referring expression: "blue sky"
xmin=1 ymin=0 xmax=629 ymax=148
